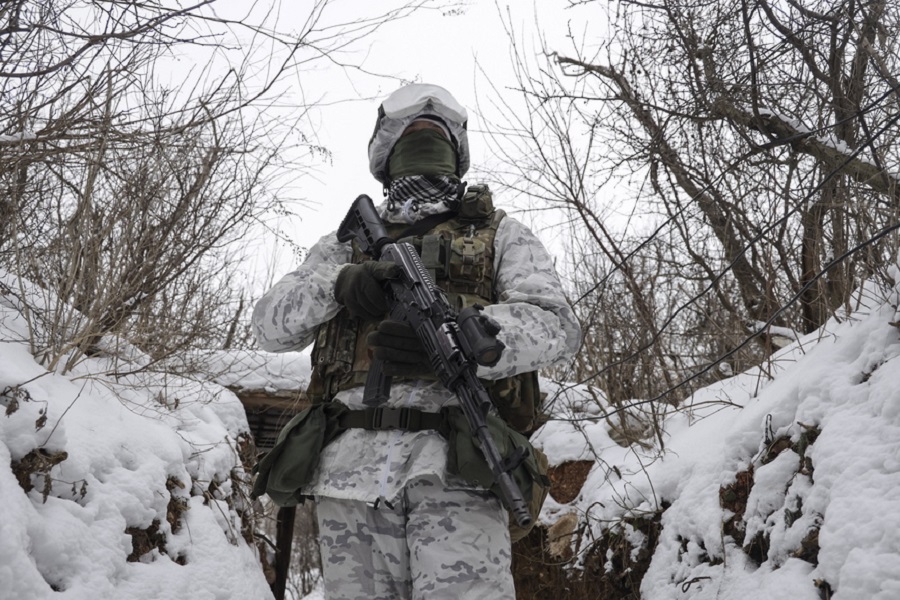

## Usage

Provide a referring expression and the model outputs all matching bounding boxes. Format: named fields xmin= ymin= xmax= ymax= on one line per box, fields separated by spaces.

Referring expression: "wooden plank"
xmin=230 ymin=388 xmax=310 ymax=413
xmin=230 ymin=387 xmax=311 ymax=452
xmin=271 ymin=506 xmax=297 ymax=600
xmin=228 ymin=387 xmax=307 ymax=595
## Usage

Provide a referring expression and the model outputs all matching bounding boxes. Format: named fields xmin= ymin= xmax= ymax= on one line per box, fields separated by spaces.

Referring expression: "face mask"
xmin=388 ymin=129 xmax=458 ymax=180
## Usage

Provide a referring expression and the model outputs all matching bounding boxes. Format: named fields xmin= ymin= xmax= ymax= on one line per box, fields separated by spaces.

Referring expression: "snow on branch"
xmin=716 ymin=103 xmax=900 ymax=203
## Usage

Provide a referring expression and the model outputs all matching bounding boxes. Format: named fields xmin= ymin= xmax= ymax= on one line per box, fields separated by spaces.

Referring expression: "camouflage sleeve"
xmin=252 ymin=232 xmax=352 ymax=352
xmin=478 ymin=216 xmax=582 ymax=379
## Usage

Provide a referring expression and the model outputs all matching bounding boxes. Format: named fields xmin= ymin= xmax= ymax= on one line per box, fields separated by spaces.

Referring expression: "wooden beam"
xmin=229 ymin=388 xmax=311 ymax=452
xmin=228 ymin=387 xmax=307 ymax=596
xmin=228 ymin=388 xmax=310 ymax=413
xmin=271 ymin=506 xmax=297 ymax=600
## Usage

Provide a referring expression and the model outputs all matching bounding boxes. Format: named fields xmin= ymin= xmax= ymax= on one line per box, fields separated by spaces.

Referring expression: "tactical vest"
xmin=307 ymin=185 xmax=541 ymax=433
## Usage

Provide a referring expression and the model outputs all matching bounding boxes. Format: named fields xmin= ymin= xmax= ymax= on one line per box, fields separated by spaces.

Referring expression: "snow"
xmin=0 ymin=131 xmax=37 ymax=143
xmin=4 ymin=267 xmax=900 ymax=599
xmin=531 ymin=277 xmax=900 ymax=599
xmin=750 ymin=106 xmax=898 ymax=179
xmin=200 ymin=349 xmax=311 ymax=393
xmin=0 ymin=273 xmax=274 ymax=599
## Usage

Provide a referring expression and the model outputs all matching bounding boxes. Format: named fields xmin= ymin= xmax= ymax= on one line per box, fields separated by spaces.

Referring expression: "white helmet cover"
xmin=368 ymin=83 xmax=470 ymax=186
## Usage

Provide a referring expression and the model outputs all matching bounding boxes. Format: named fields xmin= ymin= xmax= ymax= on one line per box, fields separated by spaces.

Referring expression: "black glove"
xmin=333 ymin=261 xmax=401 ymax=320
xmin=366 ymin=320 xmax=434 ymax=378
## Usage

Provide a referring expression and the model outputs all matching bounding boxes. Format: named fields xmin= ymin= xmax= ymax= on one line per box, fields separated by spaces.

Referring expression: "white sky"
xmin=246 ymin=0 xmax=596 ymax=273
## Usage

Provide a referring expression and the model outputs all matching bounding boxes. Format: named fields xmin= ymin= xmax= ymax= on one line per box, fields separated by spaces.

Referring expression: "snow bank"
xmin=534 ymin=279 xmax=900 ymax=599
xmin=199 ymin=349 xmax=311 ymax=393
xmin=0 ymin=277 xmax=273 ymax=599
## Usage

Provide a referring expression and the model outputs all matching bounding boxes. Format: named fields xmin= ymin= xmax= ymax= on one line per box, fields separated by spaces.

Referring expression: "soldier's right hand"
xmin=333 ymin=261 xmax=402 ymax=320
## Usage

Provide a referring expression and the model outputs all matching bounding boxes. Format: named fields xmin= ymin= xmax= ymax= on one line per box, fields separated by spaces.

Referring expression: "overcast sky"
xmin=183 ymin=0 xmax=603 ymax=290
xmin=260 ymin=0 xmax=594 ymax=252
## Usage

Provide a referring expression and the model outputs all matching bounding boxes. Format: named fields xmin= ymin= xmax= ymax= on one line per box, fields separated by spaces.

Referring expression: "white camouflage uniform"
xmin=256 ymin=80 xmax=580 ymax=598
xmin=253 ymin=206 xmax=580 ymax=598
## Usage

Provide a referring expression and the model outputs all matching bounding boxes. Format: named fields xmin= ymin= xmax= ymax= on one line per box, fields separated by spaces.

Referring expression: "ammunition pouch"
xmin=486 ymin=371 xmax=542 ymax=434
xmin=253 ymin=401 xmax=550 ymax=540
xmin=439 ymin=406 xmax=550 ymax=542
xmin=250 ymin=403 xmax=350 ymax=506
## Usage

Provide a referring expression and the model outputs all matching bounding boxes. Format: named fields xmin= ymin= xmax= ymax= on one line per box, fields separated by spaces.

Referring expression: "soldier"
xmin=252 ymin=83 xmax=581 ymax=599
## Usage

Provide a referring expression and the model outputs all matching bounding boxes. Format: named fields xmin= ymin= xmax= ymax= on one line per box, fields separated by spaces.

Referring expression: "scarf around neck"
xmin=383 ymin=174 xmax=462 ymax=224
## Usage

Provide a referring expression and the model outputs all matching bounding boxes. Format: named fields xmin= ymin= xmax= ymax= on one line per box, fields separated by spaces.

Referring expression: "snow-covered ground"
xmin=534 ymin=271 xmax=900 ymax=599
xmin=3 ymin=262 xmax=900 ymax=600
xmin=0 ymin=272 xmax=275 ymax=600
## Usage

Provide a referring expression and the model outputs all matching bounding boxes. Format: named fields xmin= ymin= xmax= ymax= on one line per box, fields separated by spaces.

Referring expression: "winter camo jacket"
xmin=252 ymin=204 xmax=581 ymax=504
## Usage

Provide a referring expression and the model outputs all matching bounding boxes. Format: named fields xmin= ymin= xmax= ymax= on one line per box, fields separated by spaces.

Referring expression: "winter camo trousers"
xmin=315 ymin=475 xmax=515 ymax=599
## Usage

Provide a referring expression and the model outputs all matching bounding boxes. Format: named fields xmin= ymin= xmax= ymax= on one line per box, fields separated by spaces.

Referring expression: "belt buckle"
xmin=371 ymin=407 xmax=408 ymax=430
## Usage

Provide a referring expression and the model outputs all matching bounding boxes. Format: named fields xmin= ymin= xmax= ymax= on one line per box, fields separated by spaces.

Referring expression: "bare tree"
xmin=0 ymin=0 xmax=436 ymax=373
xmin=484 ymin=0 xmax=900 ymax=414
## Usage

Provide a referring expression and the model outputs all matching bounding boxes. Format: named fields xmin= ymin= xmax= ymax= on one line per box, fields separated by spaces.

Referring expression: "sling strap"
xmin=394 ymin=209 xmax=458 ymax=239
xmin=339 ymin=406 xmax=445 ymax=431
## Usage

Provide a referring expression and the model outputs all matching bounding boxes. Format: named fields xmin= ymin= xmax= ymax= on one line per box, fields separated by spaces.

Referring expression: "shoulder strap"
xmin=395 ymin=211 xmax=457 ymax=239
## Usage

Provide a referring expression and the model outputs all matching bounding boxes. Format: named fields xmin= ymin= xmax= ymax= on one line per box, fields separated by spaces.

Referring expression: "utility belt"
xmin=251 ymin=403 xmax=549 ymax=542
xmin=338 ymin=406 xmax=445 ymax=431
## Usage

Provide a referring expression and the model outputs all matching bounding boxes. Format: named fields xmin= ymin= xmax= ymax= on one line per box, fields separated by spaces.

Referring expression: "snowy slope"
xmin=534 ymin=274 xmax=900 ymax=599
xmin=0 ymin=274 xmax=273 ymax=600
xmin=4 ymin=262 xmax=900 ymax=600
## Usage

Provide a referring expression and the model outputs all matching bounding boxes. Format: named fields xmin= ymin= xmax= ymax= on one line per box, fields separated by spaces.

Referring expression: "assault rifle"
xmin=337 ymin=194 xmax=532 ymax=528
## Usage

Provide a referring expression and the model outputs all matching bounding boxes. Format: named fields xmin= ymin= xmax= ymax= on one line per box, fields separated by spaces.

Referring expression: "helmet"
xmin=368 ymin=83 xmax=470 ymax=186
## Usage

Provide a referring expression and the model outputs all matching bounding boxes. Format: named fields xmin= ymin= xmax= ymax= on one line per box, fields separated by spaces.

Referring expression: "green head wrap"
xmin=387 ymin=129 xmax=458 ymax=180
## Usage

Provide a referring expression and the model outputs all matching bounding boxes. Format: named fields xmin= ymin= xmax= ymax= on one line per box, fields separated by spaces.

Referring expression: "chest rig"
xmin=307 ymin=185 xmax=541 ymax=433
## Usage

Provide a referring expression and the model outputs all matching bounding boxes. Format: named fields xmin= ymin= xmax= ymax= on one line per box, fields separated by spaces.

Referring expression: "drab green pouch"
xmin=439 ymin=407 xmax=550 ymax=542
xmin=251 ymin=403 xmax=349 ymax=507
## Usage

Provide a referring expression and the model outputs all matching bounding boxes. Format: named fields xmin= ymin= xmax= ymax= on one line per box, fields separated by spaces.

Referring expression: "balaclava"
xmin=368 ymin=84 xmax=470 ymax=224
xmin=385 ymin=122 xmax=461 ymax=223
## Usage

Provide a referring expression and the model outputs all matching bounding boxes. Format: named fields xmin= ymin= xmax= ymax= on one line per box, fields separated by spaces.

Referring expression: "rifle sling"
xmin=394 ymin=210 xmax=458 ymax=240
